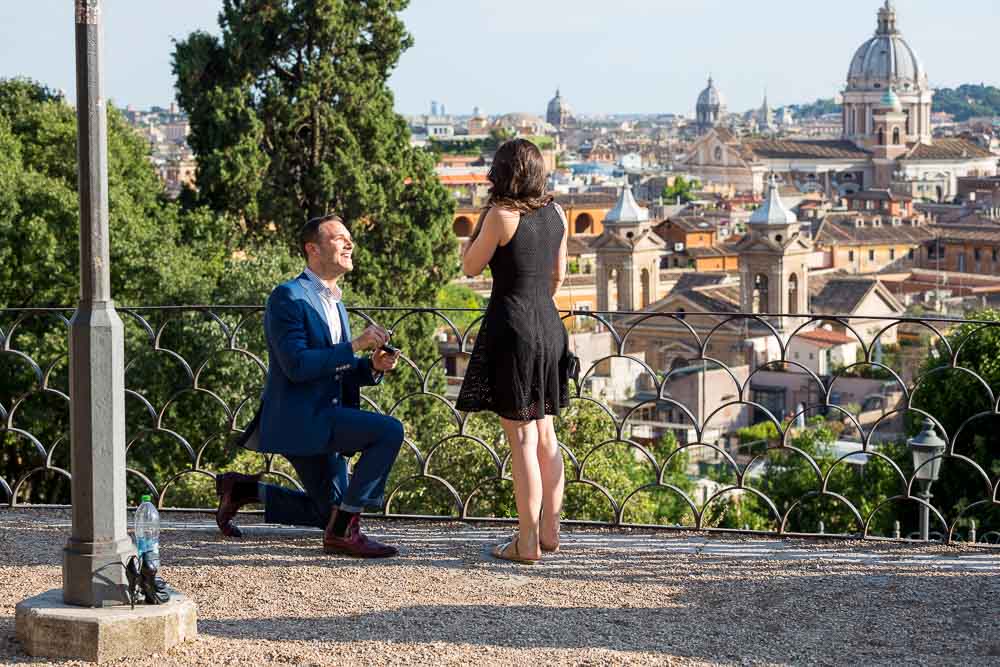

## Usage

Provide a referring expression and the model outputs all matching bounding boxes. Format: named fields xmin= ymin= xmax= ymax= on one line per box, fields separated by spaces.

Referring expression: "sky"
xmin=1 ymin=1 xmax=995 ymax=116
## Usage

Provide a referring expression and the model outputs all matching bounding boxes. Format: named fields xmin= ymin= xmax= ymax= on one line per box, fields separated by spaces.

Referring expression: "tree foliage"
xmin=932 ymin=84 xmax=1000 ymax=121
xmin=172 ymin=0 xmax=457 ymax=311
xmin=0 ymin=78 xmax=294 ymax=505
xmin=172 ymin=1 xmax=462 ymax=505
xmin=788 ymin=98 xmax=842 ymax=119
xmin=0 ymin=79 xmax=233 ymax=309
xmin=908 ymin=309 xmax=1000 ymax=536
xmin=661 ymin=175 xmax=701 ymax=204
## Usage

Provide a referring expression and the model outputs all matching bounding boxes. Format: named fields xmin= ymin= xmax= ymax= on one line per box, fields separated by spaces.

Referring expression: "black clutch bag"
xmin=565 ymin=350 xmax=581 ymax=389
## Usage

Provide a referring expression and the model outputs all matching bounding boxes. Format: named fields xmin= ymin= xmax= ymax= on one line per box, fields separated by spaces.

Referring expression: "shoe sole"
xmin=323 ymin=547 xmax=398 ymax=558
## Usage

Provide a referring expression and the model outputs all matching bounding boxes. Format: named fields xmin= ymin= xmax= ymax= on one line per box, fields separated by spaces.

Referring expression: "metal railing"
xmin=1 ymin=305 xmax=997 ymax=545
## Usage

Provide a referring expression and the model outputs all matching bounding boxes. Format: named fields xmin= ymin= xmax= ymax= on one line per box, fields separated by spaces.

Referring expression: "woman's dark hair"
xmin=486 ymin=138 xmax=553 ymax=214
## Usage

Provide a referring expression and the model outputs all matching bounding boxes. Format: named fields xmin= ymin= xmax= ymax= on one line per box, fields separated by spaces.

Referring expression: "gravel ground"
xmin=1 ymin=509 xmax=999 ymax=666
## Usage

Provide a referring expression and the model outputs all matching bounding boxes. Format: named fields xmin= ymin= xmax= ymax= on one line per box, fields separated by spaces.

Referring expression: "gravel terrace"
xmin=1 ymin=509 xmax=998 ymax=666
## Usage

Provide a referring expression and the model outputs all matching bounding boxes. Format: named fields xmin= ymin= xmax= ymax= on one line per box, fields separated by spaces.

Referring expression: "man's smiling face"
xmin=308 ymin=219 xmax=354 ymax=277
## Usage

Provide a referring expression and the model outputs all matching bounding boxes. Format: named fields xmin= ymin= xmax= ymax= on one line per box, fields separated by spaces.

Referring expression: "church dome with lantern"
xmin=696 ymin=76 xmax=726 ymax=134
xmin=546 ymin=88 xmax=574 ymax=129
xmin=843 ymin=1 xmax=933 ymax=146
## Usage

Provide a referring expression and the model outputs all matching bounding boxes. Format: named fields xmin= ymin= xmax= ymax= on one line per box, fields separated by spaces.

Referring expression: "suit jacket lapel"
xmin=297 ymin=273 xmax=333 ymax=346
xmin=337 ymin=301 xmax=351 ymax=343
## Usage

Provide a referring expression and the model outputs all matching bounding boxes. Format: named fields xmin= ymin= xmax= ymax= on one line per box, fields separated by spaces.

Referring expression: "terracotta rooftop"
xmin=744 ymin=139 xmax=871 ymax=161
xmin=815 ymin=215 xmax=934 ymax=246
xmin=809 ymin=276 xmax=884 ymax=315
xmin=904 ymin=139 xmax=994 ymax=161
xmin=567 ymin=235 xmax=598 ymax=255
xmin=553 ymin=193 xmax=619 ymax=207
xmin=847 ymin=189 xmax=913 ymax=202
xmin=795 ymin=328 xmax=857 ymax=347
xmin=438 ymin=173 xmax=489 ymax=185
xmin=926 ymin=223 xmax=1000 ymax=244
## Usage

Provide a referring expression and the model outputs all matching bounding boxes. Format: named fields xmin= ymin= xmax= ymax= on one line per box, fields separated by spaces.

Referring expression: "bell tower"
xmin=872 ymin=87 xmax=908 ymax=188
xmin=738 ymin=175 xmax=811 ymax=328
xmin=594 ymin=185 xmax=666 ymax=312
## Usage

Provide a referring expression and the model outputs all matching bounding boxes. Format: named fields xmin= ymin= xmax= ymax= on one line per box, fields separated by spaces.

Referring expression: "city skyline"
xmin=0 ymin=1 xmax=997 ymax=115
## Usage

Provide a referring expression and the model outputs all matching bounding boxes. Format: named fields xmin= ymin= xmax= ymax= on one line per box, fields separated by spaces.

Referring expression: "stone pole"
xmin=16 ymin=5 xmax=197 ymax=658
xmin=62 ymin=0 xmax=135 ymax=607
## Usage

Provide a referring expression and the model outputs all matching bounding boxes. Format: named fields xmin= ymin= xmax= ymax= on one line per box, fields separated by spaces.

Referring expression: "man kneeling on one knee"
xmin=216 ymin=214 xmax=405 ymax=558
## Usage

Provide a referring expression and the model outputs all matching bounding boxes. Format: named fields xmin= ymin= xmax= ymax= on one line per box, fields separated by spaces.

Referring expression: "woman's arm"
xmin=551 ymin=204 xmax=569 ymax=297
xmin=462 ymin=207 xmax=519 ymax=277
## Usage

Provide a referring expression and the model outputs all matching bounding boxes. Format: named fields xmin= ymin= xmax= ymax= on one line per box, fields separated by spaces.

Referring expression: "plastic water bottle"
xmin=134 ymin=495 xmax=160 ymax=570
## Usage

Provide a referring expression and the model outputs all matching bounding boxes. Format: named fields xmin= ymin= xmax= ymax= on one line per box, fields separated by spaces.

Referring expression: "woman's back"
xmin=456 ymin=201 xmax=569 ymax=422
xmin=488 ymin=202 xmax=564 ymax=301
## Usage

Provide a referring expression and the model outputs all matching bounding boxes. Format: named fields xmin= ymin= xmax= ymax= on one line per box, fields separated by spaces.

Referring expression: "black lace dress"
xmin=456 ymin=202 xmax=570 ymax=421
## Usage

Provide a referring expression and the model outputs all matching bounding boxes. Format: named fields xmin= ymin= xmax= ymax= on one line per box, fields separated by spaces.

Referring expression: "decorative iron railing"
xmin=1 ymin=305 xmax=997 ymax=545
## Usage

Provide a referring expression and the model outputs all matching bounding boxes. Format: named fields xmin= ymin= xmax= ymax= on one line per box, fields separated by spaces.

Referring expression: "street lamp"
xmin=908 ymin=418 xmax=946 ymax=541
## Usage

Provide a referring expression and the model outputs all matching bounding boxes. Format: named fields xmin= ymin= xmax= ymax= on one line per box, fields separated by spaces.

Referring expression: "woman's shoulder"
xmin=484 ymin=206 xmax=521 ymax=224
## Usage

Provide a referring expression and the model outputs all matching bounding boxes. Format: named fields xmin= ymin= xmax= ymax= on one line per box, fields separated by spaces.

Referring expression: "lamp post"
xmin=908 ymin=418 xmax=946 ymax=542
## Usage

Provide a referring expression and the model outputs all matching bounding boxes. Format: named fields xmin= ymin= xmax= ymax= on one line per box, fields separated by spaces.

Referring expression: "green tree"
xmin=932 ymin=84 xmax=1000 ymax=121
xmin=907 ymin=309 xmax=1000 ymax=538
xmin=0 ymin=79 xmax=232 ymax=309
xmin=173 ymin=1 xmax=461 ymax=506
xmin=661 ymin=175 xmax=701 ymax=204
xmin=0 ymin=78 xmax=278 ymax=506
xmin=172 ymin=0 xmax=457 ymax=308
xmin=789 ymin=98 xmax=842 ymax=118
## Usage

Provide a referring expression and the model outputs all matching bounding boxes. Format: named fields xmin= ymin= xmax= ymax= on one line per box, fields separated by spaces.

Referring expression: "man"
xmin=215 ymin=214 xmax=404 ymax=558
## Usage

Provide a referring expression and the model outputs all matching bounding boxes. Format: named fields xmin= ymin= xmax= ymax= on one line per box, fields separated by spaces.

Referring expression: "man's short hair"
xmin=298 ymin=214 xmax=345 ymax=259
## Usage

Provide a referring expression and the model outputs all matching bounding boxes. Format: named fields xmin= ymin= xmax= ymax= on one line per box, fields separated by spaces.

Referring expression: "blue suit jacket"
xmin=256 ymin=273 xmax=381 ymax=457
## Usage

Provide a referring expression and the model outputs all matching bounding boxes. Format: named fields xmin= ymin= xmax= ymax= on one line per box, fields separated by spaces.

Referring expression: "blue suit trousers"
xmin=263 ymin=408 xmax=405 ymax=526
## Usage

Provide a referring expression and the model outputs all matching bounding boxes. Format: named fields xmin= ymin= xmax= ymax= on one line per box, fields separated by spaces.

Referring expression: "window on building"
xmin=849 ymin=250 xmax=855 ymax=262
xmin=869 ymin=249 xmax=875 ymax=261
xmin=975 ymin=248 xmax=982 ymax=261
xmin=994 ymin=249 xmax=998 ymax=263
xmin=892 ymin=127 xmax=901 ymax=144
xmin=889 ymin=248 xmax=896 ymax=260
xmin=908 ymin=248 xmax=914 ymax=260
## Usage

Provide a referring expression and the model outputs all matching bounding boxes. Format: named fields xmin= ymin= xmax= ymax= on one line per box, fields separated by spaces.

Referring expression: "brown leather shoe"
xmin=323 ymin=511 xmax=398 ymax=558
xmin=215 ymin=472 xmax=261 ymax=538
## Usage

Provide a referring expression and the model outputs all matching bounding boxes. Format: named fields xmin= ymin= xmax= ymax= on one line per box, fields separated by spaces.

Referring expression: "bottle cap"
xmin=141 ymin=494 xmax=152 ymax=504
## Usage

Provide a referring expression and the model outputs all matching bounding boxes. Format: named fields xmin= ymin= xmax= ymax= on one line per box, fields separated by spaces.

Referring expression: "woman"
xmin=456 ymin=138 xmax=570 ymax=564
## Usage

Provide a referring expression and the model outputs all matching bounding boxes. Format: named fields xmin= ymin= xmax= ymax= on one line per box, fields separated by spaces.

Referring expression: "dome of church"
xmin=697 ymin=76 xmax=724 ymax=110
xmin=546 ymin=89 xmax=574 ymax=127
xmin=847 ymin=1 xmax=926 ymax=91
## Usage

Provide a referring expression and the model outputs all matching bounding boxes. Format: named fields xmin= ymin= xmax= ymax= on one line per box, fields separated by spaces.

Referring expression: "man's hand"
xmin=371 ymin=348 xmax=401 ymax=373
xmin=351 ymin=325 xmax=390 ymax=353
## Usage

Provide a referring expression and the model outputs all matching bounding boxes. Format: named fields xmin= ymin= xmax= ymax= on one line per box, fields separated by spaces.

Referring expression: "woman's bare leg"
xmin=501 ymin=416 xmax=542 ymax=559
xmin=536 ymin=416 xmax=564 ymax=548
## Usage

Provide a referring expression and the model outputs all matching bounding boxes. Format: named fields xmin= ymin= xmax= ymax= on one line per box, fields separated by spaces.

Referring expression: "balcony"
xmin=2 ymin=305 xmax=997 ymax=545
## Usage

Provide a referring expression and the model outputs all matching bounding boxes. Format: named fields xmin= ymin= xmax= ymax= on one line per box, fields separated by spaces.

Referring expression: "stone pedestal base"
xmin=15 ymin=588 xmax=197 ymax=663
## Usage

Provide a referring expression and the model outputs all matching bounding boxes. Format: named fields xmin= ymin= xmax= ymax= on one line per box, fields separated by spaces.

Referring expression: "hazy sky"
xmin=1 ymin=1 xmax=995 ymax=116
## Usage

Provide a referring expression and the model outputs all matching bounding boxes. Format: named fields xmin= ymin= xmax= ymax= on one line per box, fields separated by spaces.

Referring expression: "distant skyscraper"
xmin=430 ymin=100 xmax=440 ymax=116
